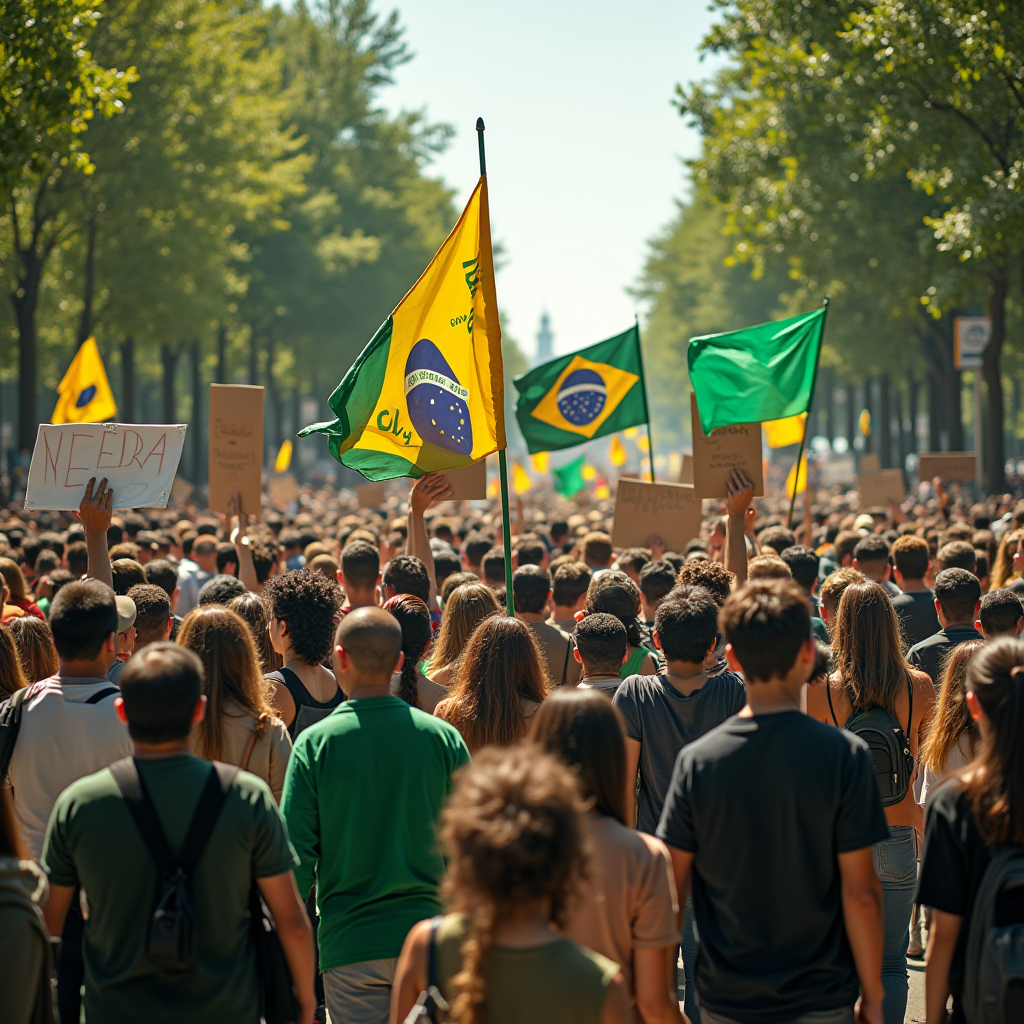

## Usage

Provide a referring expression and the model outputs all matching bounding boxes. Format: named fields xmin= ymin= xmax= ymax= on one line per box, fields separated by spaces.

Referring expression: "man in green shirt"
xmin=282 ymin=606 xmax=471 ymax=1024
xmin=41 ymin=643 xmax=316 ymax=1024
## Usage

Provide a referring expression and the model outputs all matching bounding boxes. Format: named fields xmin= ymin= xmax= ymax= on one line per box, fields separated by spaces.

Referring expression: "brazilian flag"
xmin=513 ymin=326 xmax=649 ymax=454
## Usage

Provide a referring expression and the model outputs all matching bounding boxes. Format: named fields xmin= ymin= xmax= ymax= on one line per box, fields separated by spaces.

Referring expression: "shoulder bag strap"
xmin=561 ymin=636 xmax=571 ymax=686
xmin=109 ymin=758 xmax=177 ymax=875
xmin=177 ymin=763 xmax=236 ymax=875
xmin=0 ymin=685 xmax=34 ymax=779
xmin=85 ymin=686 xmax=119 ymax=705
xmin=825 ymin=675 xmax=841 ymax=727
xmin=905 ymin=672 xmax=914 ymax=739
xmin=240 ymin=719 xmax=262 ymax=772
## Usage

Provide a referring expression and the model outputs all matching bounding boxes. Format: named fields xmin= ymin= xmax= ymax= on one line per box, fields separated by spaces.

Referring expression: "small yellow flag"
xmin=594 ymin=483 xmax=611 ymax=500
xmin=274 ymin=439 xmax=293 ymax=474
xmin=624 ymin=427 xmax=639 ymax=439
xmin=859 ymin=409 xmax=872 ymax=436
xmin=581 ymin=464 xmax=598 ymax=482
xmin=786 ymin=451 xmax=808 ymax=498
xmin=637 ymin=434 xmax=650 ymax=453
xmin=531 ymin=451 xmax=549 ymax=473
xmin=512 ymin=461 xmax=532 ymax=494
xmin=609 ymin=435 xmax=628 ymax=467
xmin=52 ymin=337 xmax=117 ymax=424
xmin=763 ymin=412 xmax=807 ymax=449
xmin=488 ymin=475 xmax=500 ymax=498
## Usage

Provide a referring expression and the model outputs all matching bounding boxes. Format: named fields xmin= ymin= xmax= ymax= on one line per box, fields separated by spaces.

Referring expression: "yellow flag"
xmin=859 ymin=409 xmax=871 ymax=436
xmin=763 ymin=412 xmax=807 ymax=449
xmin=581 ymin=464 xmax=597 ymax=482
xmin=51 ymin=337 xmax=117 ymax=424
xmin=530 ymin=451 xmax=549 ymax=473
xmin=786 ymin=451 xmax=808 ymax=498
xmin=512 ymin=461 xmax=532 ymax=494
xmin=274 ymin=439 xmax=293 ymax=473
xmin=299 ymin=178 xmax=504 ymax=480
xmin=609 ymin=435 xmax=628 ymax=467
xmin=594 ymin=483 xmax=611 ymax=500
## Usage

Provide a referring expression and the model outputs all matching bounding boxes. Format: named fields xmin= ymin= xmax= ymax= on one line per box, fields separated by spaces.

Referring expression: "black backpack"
xmin=963 ymin=846 xmax=1024 ymax=1023
xmin=827 ymin=675 xmax=915 ymax=807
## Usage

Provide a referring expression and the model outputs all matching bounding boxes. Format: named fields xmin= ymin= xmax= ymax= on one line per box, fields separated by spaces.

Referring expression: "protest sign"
xmin=267 ymin=473 xmax=300 ymax=507
xmin=611 ymin=479 xmax=703 ymax=554
xmin=443 ymin=459 xmax=487 ymax=499
xmin=857 ymin=468 xmax=905 ymax=507
xmin=356 ymin=481 xmax=386 ymax=507
xmin=25 ymin=423 xmax=186 ymax=511
xmin=859 ymin=452 xmax=881 ymax=475
xmin=679 ymin=454 xmax=693 ymax=485
xmin=917 ymin=452 xmax=976 ymax=483
xmin=169 ymin=476 xmax=194 ymax=507
xmin=690 ymin=394 xmax=764 ymax=499
xmin=208 ymin=385 xmax=263 ymax=515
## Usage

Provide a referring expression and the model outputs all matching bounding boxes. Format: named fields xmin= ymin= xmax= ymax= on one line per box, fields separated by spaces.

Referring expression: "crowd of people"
xmin=1 ymin=466 xmax=1024 ymax=1024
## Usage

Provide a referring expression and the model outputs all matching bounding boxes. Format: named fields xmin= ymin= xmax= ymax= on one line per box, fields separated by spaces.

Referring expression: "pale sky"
xmin=378 ymin=0 xmax=723 ymax=362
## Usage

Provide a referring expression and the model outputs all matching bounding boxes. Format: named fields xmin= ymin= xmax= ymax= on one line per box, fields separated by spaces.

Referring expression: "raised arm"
xmin=75 ymin=477 xmax=114 ymax=590
xmin=228 ymin=492 xmax=259 ymax=593
xmin=407 ymin=473 xmax=452 ymax=608
xmin=724 ymin=469 xmax=754 ymax=586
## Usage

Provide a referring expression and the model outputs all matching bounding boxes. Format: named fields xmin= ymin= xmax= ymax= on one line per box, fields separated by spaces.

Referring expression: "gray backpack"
xmin=827 ymin=675 xmax=914 ymax=807
xmin=963 ymin=846 xmax=1024 ymax=1023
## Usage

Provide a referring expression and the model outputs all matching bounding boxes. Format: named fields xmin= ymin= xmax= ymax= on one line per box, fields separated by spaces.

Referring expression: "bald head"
xmin=335 ymin=606 xmax=403 ymax=676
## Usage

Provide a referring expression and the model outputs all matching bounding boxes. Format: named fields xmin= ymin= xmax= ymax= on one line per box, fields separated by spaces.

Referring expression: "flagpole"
xmin=634 ymin=314 xmax=656 ymax=482
xmin=477 ymin=118 xmax=515 ymax=616
xmin=787 ymin=296 xmax=830 ymax=529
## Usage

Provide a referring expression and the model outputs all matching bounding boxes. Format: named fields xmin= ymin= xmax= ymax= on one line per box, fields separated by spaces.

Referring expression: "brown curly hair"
xmin=440 ymin=746 xmax=590 ymax=1024
xmin=674 ymin=558 xmax=735 ymax=607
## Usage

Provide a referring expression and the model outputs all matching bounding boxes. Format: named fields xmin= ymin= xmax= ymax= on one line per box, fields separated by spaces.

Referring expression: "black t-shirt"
xmin=908 ymin=624 xmax=984 ymax=687
xmin=657 ymin=711 xmax=889 ymax=1023
xmin=890 ymin=589 xmax=940 ymax=647
xmin=916 ymin=779 xmax=1024 ymax=1024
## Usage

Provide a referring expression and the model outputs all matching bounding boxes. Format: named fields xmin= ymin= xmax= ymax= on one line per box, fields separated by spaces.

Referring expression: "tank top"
xmin=434 ymin=913 xmax=618 ymax=1024
xmin=266 ymin=666 xmax=343 ymax=739
xmin=619 ymin=645 xmax=656 ymax=679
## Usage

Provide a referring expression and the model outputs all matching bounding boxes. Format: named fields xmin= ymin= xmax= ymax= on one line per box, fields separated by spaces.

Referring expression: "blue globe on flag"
xmin=557 ymin=369 xmax=607 ymax=426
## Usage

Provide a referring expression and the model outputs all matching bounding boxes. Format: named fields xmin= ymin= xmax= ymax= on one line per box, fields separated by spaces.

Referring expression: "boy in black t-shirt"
xmin=657 ymin=580 xmax=888 ymax=1024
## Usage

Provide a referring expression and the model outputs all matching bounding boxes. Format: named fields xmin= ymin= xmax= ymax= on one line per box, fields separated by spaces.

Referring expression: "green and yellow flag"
xmin=299 ymin=179 xmax=504 ymax=480
xmin=52 ymin=337 xmax=117 ymax=424
xmin=513 ymin=325 xmax=649 ymax=454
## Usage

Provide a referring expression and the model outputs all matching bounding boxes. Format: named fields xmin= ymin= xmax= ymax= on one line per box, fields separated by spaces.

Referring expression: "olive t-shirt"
xmin=657 ymin=711 xmax=889 ymax=1023
xmin=42 ymin=755 xmax=298 ymax=1024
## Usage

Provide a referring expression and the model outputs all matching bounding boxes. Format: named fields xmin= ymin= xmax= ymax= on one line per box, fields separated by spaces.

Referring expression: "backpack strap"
xmin=0 ymin=685 xmax=34 ymax=779
xmin=905 ymin=673 xmax=913 ymax=740
xmin=560 ymin=636 xmax=570 ymax=686
xmin=85 ymin=686 xmax=119 ymax=705
xmin=178 ymin=763 xmax=235 ymax=875
xmin=825 ymin=675 xmax=841 ymax=727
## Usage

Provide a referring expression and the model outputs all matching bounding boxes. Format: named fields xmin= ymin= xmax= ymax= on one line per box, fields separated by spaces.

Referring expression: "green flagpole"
xmin=634 ymin=314 xmax=656 ymax=482
xmin=477 ymin=117 xmax=515 ymax=616
xmin=786 ymin=296 xmax=830 ymax=529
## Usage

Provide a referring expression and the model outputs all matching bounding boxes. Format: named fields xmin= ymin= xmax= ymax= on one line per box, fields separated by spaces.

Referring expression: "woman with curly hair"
xmin=383 ymin=594 xmax=447 ymax=713
xmin=425 ymin=582 xmax=499 ymax=687
xmin=434 ymin=616 xmax=550 ymax=753
xmin=389 ymin=745 xmax=629 ymax=1024
xmin=6 ymin=616 xmax=57 ymax=683
xmin=177 ymin=605 xmax=291 ymax=801
xmin=263 ymin=567 xmax=343 ymax=738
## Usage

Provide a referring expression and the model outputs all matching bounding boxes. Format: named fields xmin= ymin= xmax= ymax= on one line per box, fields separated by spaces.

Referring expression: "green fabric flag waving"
xmin=551 ymin=455 xmax=586 ymax=498
xmin=513 ymin=325 xmax=649 ymax=455
xmin=687 ymin=307 xmax=826 ymax=435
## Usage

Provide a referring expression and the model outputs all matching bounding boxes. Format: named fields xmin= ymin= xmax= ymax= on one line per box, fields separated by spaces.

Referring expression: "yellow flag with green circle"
xmin=299 ymin=178 xmax=505 ymax=480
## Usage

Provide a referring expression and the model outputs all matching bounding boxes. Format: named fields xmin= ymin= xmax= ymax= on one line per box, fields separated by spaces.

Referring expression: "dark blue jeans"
xmin=873 ymin=825 xmax=917 ymax=1024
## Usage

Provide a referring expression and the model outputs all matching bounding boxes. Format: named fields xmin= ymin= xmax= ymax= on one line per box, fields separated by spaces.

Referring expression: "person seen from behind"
xmin=585 ymin=571 xmax=658 ymax=678
xmin=575 ymin=613 xmax=629 ymax=696
xmin=890 ymin=536 xmax=940 ymax=647
xmin=425 ymin=582 xmax=500 ymax=688
xmin=513 ymin=564 xmax=581 ymax=686
xmin=975 ymin=588 xmax=1024 ymax=640
xmin=907 ymin=569 xmax=983 ymax=687
xmin=7 ymin=615 xmax=57 ymax=683
xmin=384 ymin=594 xmax=447 ymax=713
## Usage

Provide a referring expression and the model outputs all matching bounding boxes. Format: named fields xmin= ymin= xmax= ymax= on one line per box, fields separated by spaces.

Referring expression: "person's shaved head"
xmin=335 ymin=606 xmax=403 ymax=676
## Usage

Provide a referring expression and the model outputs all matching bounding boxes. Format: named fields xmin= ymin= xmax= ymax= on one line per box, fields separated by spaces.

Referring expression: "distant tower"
xmin=535 ymin=311 xmax=553 ymax=365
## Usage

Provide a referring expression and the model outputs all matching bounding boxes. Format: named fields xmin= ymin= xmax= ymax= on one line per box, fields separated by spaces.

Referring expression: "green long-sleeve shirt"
xmin=281 ymin=695 xmax=470 ymax=969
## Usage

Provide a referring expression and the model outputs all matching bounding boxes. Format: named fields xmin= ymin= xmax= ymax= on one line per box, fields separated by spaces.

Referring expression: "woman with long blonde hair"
xmin=425 ymin=582 xmax=499 ymax=687
xmin=228 ymin=592 xmax=283 ymax=673
xmin=988 ymin=528 xmax=1021 ymax=591
xmin=434 ymin=616 xmax=550 ymax=753
xmin=177 ymin=606 xmax=291 ymax=800
xmin=389 ymin=746 xmax=629 ymax=1024
xmin=919 ymin=639 xmax=984 ymax=807
xmin=805 ymin=581 xmax=935 ymax=1024
xmin=0 ymin=623 xmax=28 ymax=697
xmin=6 ymin=617 xmax=57 ymax=683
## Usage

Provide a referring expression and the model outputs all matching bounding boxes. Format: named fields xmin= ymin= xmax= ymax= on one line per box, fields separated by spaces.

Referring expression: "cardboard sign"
xmin=442 ymin=459 xmax=487 ymax=499
xmin=355 ymin=481 xmax=386 ymax=508
xmin=169 ymin=476 xmax=194 ymax=506
xmin=857 ymin=469 xmax=906 ymax=508
xmin=690 ymin=394 xmax=764 ymax=499
xmin=917 ymin=452 xmax=976 ymax=483
xmin=611 ymin=479 xmax=703 ymax=554
xmin=859 ymin=452 xmax=881 ymax=475
xmin=267 ymin=473 xmax=300 ymax=507
xmin=208 ymin=385 xmax=263 ymax=515
xmin=25 ymin=423 xmax=186 ymax=511
xmin=679 ymin=454 xmax=693 ymax=485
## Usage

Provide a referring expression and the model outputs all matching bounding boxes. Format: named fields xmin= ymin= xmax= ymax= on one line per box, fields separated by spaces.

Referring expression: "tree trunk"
xmin=893 ymin=384 xmax=905 ymax=471
xmin=265 ymin=336 xmax=283 ymax=458
xmin=908 ymin=379 xmax=919 ymax=456
xmin=1013 ymin=375 xmax=1022 ymax=462
xmin=822 ymin=366 xmax=834 ymax=442
xmin=248 ymin=332 xmax=259 ymax=386
xmin=846 ymin=380 xmax=857 ymax=449
xmin=191 ymin=340 xmax=203 ymax=484
xmin=120 ymin=337 xmax=135 ymax=422
xmin=983 ymin=269 xmax=1008 ymax=493
xmin=77 ymin=212 xmax=98 ymax=345
xmin=161 ymin=344 xmax=180 ymax=423
xmin=216 ymin=323 xmax=227 ymax=384
xmin=879 ymin=374 xmax=892 ymax=468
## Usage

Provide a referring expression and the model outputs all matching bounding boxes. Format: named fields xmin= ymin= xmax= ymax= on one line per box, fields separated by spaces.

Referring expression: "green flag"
xmin=687 ymin=307 xmax=826 ymax=435
xmin=513 ymin=325 xmax=649 ymax=454
xmin=551 ymin=455 xmax=586 ymax=497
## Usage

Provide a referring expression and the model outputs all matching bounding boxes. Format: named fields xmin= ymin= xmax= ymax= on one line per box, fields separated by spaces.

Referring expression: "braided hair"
xmin=383 ymin=594 xmax=433 ymax=708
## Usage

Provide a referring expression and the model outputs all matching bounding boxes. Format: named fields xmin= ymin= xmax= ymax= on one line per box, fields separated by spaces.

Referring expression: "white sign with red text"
xmin=25 ymin=423 xmax=187 ymax=510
